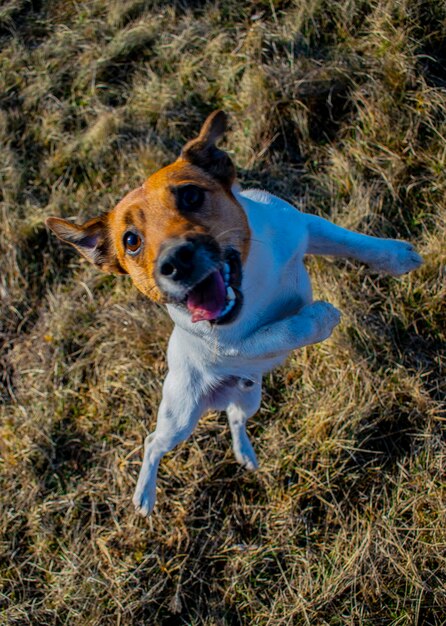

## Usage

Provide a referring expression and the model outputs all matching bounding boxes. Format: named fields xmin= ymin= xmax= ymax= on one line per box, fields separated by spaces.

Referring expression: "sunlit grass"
xmin=0 ymin=0 xmax=445 ymax=623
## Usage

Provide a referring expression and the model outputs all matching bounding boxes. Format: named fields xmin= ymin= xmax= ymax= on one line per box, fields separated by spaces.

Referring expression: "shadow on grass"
xmin=136 ymin=464 xmax=267 ymax=625
xmin=30 ymin=415 xmax=93 ymax=494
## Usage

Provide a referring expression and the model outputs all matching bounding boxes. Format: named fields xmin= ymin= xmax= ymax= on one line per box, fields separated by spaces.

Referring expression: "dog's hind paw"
xmin=232 ymin=431 xmax=259 ymax=470
xmin=133 ymin=487 xmax=156 ymax=517
xmin=368 ymin=241 xmax=423 ymax=276
xmin=235 ymin=449 xmax=259 ymax=471
xmin=133 ymin=493 xmax=155 ymax=517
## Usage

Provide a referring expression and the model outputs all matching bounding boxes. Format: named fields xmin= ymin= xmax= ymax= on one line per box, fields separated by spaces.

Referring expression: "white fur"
xmin=133 ymin=188 xmax=422 ymax=516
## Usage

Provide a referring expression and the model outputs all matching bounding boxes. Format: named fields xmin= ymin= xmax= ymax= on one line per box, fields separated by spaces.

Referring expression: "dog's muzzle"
xmin=155 ymin=236 xmax=243 ymax=324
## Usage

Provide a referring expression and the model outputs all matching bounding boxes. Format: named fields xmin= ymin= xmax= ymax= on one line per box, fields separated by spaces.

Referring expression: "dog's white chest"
xmin=236 ymin=189 xmax=313 ymax=325
xmin=167 ymin=188 xmax=314 ymax=379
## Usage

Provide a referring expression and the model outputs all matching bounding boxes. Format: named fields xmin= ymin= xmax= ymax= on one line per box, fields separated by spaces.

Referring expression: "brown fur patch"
xmin=47 ymin=113 xmax=250 ymax=302
xmin=105 ymin=159 xmax=250 ymax=302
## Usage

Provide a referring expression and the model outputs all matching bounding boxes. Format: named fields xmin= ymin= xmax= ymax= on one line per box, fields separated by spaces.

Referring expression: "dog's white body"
xmin=133 ymin=187 xmax=422 ymax=515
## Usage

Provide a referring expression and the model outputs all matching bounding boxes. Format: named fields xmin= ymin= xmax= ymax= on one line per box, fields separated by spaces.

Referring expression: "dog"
xmin=47 ymin=111 xmax=423 ymax=516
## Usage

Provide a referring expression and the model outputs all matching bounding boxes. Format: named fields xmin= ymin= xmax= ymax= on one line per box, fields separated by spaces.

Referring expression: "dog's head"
xmin=47 ymin=111 xmax=250 ymax=325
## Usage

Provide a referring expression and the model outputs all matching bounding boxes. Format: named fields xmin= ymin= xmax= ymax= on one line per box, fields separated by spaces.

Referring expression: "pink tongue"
xmin=187 ymin=270 xmax=226 ymax=322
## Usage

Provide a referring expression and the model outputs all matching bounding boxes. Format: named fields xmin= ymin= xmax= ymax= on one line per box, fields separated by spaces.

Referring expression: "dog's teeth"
xmin=222 ymin=264 xmax=230 ymax=284
xmin=218 ymin=295 xmax=236 ymax=319
xmin=227 ymin=286 xmax=235 ymax=300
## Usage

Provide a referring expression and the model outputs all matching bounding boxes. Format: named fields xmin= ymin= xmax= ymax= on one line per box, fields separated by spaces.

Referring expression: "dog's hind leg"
xmin=226 ymin=378 xmax=262 ymax=471
xmin=133 ymin=369 xmax=205 ymax=517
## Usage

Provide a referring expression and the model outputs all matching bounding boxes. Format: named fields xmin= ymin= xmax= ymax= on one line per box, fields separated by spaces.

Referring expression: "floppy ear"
xmin=46 ymin=216 xmax=127 ymax=274
xmin=181 ymin=110 xmax=236 ymax=186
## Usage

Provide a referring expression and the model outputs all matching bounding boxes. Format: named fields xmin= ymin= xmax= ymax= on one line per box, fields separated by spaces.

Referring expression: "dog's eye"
xmin=123 ymin=231 xmax=142 ymax=254
xmin=178 ymin=185 xmax=205 ymax=212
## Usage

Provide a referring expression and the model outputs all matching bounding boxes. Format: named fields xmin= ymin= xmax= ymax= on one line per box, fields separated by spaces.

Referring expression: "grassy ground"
xmin=1 ymin=0 xmax=445 ymax=624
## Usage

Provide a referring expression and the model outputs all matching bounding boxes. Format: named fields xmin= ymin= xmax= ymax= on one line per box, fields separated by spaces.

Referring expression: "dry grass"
xmin=1 ymin=0 xmax=445 ymax=624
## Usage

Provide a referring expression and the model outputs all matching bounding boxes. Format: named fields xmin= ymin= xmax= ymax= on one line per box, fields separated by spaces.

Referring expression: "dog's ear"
xmin=46 ymin=216 xmax=127 ymax=274
xmin=181 ymin=110 xmax=236 ymax=187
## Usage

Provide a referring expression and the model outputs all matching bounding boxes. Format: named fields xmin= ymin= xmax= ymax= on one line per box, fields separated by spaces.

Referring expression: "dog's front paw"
xmin=303 ymin=301 xmax=341 ymax=343
xmin=369 ymin=241 xmax=423 ymax=276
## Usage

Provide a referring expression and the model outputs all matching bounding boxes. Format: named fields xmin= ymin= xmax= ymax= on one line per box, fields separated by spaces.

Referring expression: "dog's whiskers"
xmin=213 ymin=227 xmax=243 ymax=241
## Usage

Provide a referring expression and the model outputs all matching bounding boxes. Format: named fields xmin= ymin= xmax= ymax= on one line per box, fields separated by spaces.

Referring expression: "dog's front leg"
xmin=234 ymin=300 xmax=341 ymax=361
xmin=303 ymin=214 xmax=422 ymax=275
xmin=221 ymin=302 xmax=341 ymax=361
xmin=133 ymin=369 xmax=204 ymax=517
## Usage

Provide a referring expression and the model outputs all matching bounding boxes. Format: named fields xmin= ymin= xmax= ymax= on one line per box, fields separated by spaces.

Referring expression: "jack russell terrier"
xmin=47 ymin=111 xmax=422 ymax=516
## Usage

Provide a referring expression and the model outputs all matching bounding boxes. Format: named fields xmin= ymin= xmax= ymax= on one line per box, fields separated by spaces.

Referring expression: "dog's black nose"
xmin=158 ymin=241 xmax=196 ymax=281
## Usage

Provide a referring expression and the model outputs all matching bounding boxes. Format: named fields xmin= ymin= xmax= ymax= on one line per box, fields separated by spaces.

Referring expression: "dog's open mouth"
xmin=185 ymin=253 xmax=242 ymax=325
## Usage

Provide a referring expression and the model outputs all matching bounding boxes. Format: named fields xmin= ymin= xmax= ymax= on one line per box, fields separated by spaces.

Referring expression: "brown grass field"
xmin=1 ymin=0 xmax=445 ymax=624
